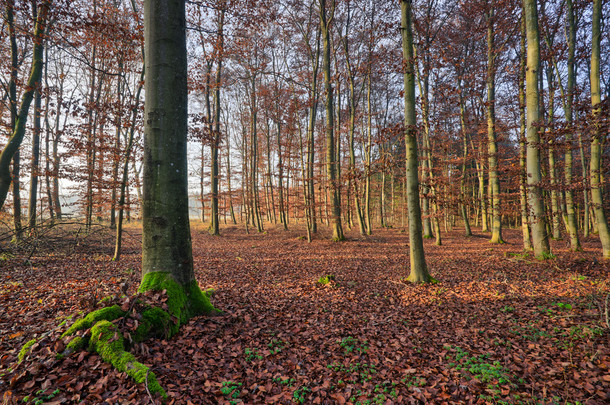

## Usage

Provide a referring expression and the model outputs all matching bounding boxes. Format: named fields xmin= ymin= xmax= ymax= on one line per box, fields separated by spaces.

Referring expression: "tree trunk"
xmin=524 ymin=0 xmax=550 ymax=258
xmin=365 ymin=73 xmax=373 ymax=235
xmin=589 ymin=0 xmax=610 ymax=258
xmin=563 ymin=0 xmax=580 ymax=250
xmin=110 ymin=60 xmax=124 ymax=230
xmin=320 ymin=0 xmax=343 ymax=241
xmin=487 ymin=4 xmax=503 ymax=244
xmin=113 ymin=59 xmax=144 ymax=261
xmin=6 ymin=1 xmax=22 ymax=238
xmin=27 ymin=84 xmax=42 ymax=230
xmin=140 ymin=0 xmax=214 ymax=317
xmin=0 ymin=1 xmax=49 ymax=212
xmin=518 ymin=10 xmax=533 ymax=251
xmin=402 ymin=0 xmax=431 ymax=283
xmin=458 ymin=79 xmax=472 ymax=237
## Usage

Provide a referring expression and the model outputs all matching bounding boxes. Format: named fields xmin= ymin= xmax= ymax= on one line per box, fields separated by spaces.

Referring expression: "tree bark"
xmin=140 ymin=0 xmax=215 ymax=320
xmin=320 ymin=0 xmax=343 ymax=241
xmin=524 ymin=0 xmax=550 ymax=258
xmin=402 ymin=0 xmax=431 ymax=283
xmin=0 ymin=1 xmax=49 ymax=212
xmin=487 ymin=3 xmax=503 ymax=244
xmin=519 ymin=10 xmax=533 ymax=250
xmin=563 ymin=0 xmax=580 ymax=250
xmin=589 ymin=0 xmax=610 ymax=258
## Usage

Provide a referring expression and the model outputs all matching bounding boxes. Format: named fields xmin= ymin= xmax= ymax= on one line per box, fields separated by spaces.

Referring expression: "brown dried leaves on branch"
xmin=1 ymin=223 xmax=610 ymax=404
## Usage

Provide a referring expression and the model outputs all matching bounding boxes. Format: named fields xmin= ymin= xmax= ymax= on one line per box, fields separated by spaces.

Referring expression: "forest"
xmin=0 ymin=0 xmax=609 ymax=403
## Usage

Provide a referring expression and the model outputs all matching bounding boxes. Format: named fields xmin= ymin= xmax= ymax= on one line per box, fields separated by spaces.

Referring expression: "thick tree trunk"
xmin=402 ymin=0 xmax=431 ymax=283
xmin=141 ymin=0 xmax=214 ymax=317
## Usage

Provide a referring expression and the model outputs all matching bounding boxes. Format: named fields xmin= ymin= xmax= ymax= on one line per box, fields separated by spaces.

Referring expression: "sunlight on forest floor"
xmin=1 ymin=222 xmax=609 ymax=404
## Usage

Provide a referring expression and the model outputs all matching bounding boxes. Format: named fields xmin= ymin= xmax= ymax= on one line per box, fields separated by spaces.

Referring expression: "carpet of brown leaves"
xmin=1 ymin=223 xmax=609 ymax=404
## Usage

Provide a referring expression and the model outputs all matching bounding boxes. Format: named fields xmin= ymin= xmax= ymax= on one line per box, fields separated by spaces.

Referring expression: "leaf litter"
xmin=1 ymin=223 xmax=609 ymax=404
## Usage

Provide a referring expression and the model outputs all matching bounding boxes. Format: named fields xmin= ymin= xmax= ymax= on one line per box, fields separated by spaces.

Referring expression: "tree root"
xmin=12 ymin=273 xmax=217 ymax=402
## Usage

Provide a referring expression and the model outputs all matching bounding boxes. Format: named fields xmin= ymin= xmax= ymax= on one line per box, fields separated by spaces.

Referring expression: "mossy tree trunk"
xmin=141 ymin=0 xmax=214 ymax=313
xmin=402 ymin=0 xmax=431 ymax=283
xmin=0 ymin=0 xmax=49 ymax=211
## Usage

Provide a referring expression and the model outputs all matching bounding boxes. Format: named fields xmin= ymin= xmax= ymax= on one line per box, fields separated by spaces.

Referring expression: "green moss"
xmin=133 ymin=307 xmax=174 ymax=342
xmin=138 ymin=272 xmax=215 ymax=330
xmin=18 ymin=339 xmax=37 ymax=363
xmin=89 ymin=320 xmax=166 ymax=399
xmin=61 ymin=305 xmax=125 ymax=338
xmin=317 ymin=275 xmax=335 ymax=285
xmin=97 ymin=295 xmax=116 ymax=306
xmin=63 ymin=336 xmax=87 ymax=356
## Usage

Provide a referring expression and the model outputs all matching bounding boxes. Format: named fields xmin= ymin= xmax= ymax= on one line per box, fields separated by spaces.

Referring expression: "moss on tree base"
xmin=138 ymin=271 xmax=217 ymax=326
xmin=56 ymin=273 xmax=218 ymax=400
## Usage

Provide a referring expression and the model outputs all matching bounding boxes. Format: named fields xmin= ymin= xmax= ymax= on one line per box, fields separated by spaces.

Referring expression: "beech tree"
xmin=402 ymin=0 xmax=431 ymax=283
xmin=140 ymin=0 xmax=215 ymax=314
xmin=524 ymin=0 xmax=550 ymax=259
xmin=589 ymin=0 xmax=610 ymax=258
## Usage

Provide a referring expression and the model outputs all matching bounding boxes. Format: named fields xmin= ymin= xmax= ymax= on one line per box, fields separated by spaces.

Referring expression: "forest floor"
xmin=1 ymin=221 xmax=609 ymax=404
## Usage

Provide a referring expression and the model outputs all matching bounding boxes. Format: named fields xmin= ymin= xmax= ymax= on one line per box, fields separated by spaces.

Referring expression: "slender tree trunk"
xmin=365 ymin=73 xmax=373 ymax=235
xmin=27 ymin=85 xmax=42 ymax=230
xmin=402 ymin=0 xmax=431 ymax=283
xmin=590 ymin=0 xmax=610 ymax=258
xmin=0 ymin=1 xmax=49 ymax=212
xmin=297 ymin=117 xmax=312 ymax=242
xmin=226 ymin=132 xmax=237 ymax=225
xmin=110 ymin=60 xmax=123 ymax=230
xmin=43 ymin=45 xmax=53 ymax=223
xmin=458 ymin=79 xmax=472 ymax=236
xmin=320 ymin=0 xmax=343 ymax=241
xmin=277 ymin=119 xmax=287 ymax=229
xmin=113 ymin=64 xmax=144 ymax=261
xmin=6 ymin=1 xmax=22 ymax=237
xmin=563 ymin=0 xmax=580 ymax=250
xmin=546 ymin=66 xmax=561 ymax=240
xmin=487 ymin=4 xmax=503 ymax=244
xmin=519 ymin=11 xmax=533 ymax=250
xmin=343 ymin=33 xmax=366 ymax=235
xmin=524 ymin=0 xmax=550 ymax=258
